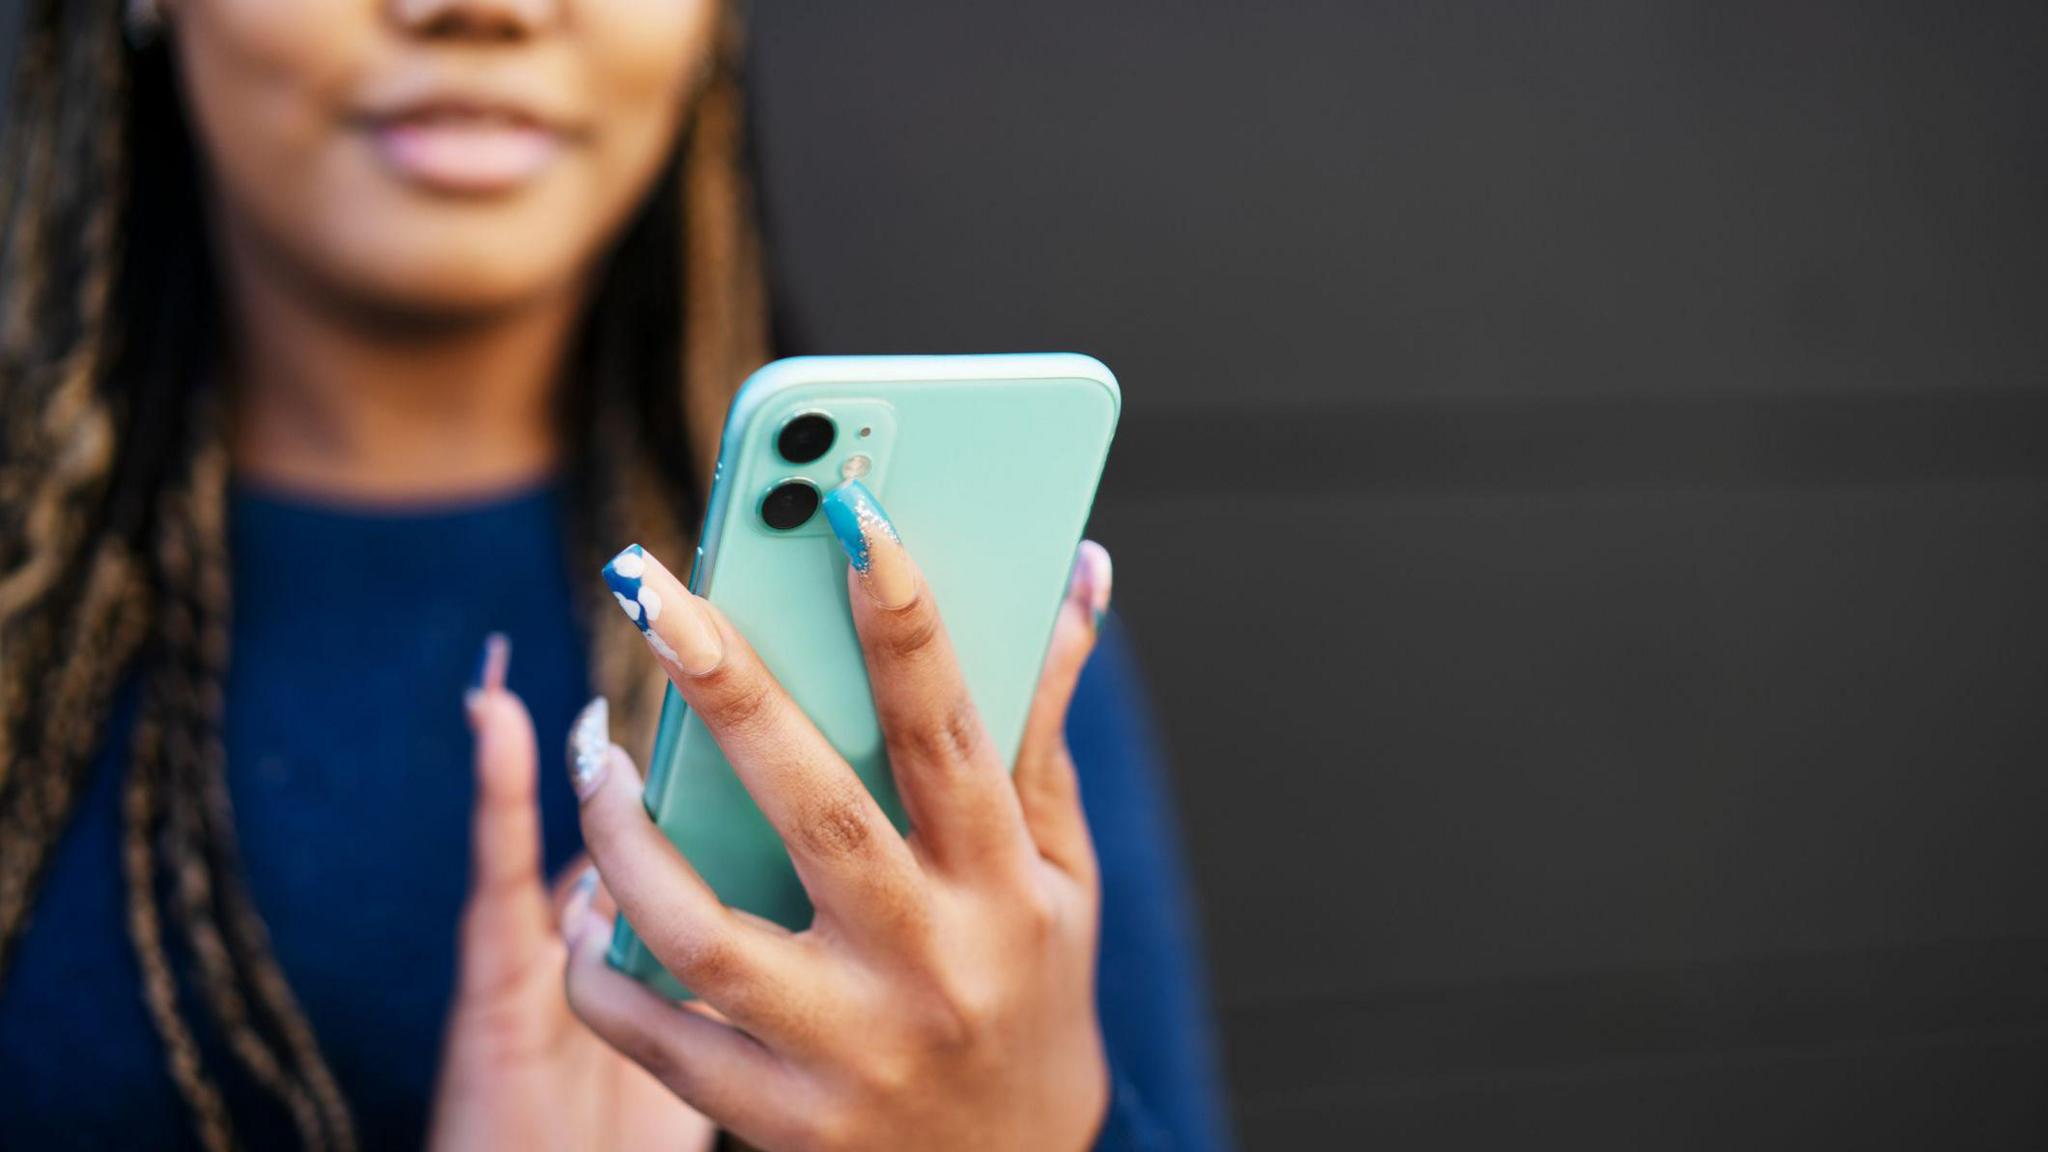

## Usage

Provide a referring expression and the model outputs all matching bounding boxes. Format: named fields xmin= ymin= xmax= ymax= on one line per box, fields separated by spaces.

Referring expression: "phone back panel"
xmin=610 ymin=355 xmax=1120 ymax=996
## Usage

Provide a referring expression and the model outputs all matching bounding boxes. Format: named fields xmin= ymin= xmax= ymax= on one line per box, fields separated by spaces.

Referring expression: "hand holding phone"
xmin=558 ymin=391 xmax=1118 ymax=1147
xmin=609 ymin=354 xmax=1120 ymax=991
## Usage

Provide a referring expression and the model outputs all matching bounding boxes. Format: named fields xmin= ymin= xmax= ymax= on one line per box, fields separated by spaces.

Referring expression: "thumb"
xmin=456 ymin=634 xmax=552 ymax=998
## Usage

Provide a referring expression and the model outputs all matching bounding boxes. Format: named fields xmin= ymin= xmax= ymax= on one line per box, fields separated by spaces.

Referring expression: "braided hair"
xmin=0 ymin=2 xmax=770 ymax=1148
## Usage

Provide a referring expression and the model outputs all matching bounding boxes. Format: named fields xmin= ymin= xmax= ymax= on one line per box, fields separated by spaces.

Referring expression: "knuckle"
xmin=568 ymin=984 xmax=682 ymax=1087
xmin=620 ymin=1027 xmax=680 ymax=1085
xmin=660 ymin=921 xmax=742 ymax=990
xmin=634 ymin=1034 xmax=699 ymax=1098
xmin=1016 ymin=884 xmax=1062 ymax=941
xmin=1073 ymin=855 xmax=1103 ymax=903
xmin=915 ymin=972 xmax=998 ymax=1053
xmin=900 ymin=698 xmax=988 ymax=769
xmin=850 ymin=1048 xmax=915 ymax=1100
xmin=700 ymin=665 xmax=776 ymax=734
xmin=936 ymin=992 xmax=995 ymax=1052
xmin=801 ymin=1108 xmax=863 ymax=1152
xmin=877 ymin=601 xmax=943 ymax=662
xmin=938 ymin=702 xmax=987 ymax=763
xmin=797 ymin=785 xmax=876 ymax=863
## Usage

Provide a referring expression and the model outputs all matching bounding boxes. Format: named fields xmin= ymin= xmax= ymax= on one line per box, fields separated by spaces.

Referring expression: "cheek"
xmin=175 ymin=0 xmax=402 ymax=284
xmin=175 ymin=0 xmax=375 ymax=216
xmin=578 ymin=0 xmax=720 ymax=207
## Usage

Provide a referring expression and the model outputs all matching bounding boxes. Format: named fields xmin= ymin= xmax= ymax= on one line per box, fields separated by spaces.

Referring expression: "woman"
xmin=0 ymin=1 xmax=1224 ymax=1149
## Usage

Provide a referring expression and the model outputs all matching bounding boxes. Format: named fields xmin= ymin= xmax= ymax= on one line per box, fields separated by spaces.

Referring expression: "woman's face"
xmin=169 ymin=0 xmax=717 ymax=318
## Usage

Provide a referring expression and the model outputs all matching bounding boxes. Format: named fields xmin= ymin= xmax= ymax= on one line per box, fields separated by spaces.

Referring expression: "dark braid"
xmin=148 ymin=405 xmax=356 ymax=1149
xmin=0 ymin=3 xmax=359 ymax=1141
xmin=0 ymin=2 xmax=769 ymax=1149
xmin=125 ymin=702 xmax=235 ymax=1152
xmin=0 ymin=0 xmax=130 ymax=956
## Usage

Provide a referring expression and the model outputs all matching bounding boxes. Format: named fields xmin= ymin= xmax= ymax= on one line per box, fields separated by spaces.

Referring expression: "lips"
xmin=363 ymin=103 xmax=567 ymax=195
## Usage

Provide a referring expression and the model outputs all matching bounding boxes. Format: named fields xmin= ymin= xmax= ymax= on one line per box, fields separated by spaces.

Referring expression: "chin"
xmin=317 ymin=210 xmax=602 ymax=322
xmin=364 ymin=246 xmax=584 ymax=318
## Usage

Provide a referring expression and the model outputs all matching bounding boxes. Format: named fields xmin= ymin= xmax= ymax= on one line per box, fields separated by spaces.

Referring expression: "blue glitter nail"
xmin=821 ymin=480 xmax=897 ymax=574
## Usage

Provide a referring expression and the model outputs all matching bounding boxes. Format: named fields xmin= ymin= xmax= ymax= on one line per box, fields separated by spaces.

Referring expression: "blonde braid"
xmin=126 ymin=688 xmax=236 ymax=1152
xmin=3 ymin=3 xmax=775 ymax=1149
xmin=681 ymin=7 xmax=770 ymax=483
xmin=150 ymin=416 xmax=357 ymax=1149
xmin=585 ymin=0 xmax=768 ymax=754
xmin=0 ymin=0 xmax=130 ymax=962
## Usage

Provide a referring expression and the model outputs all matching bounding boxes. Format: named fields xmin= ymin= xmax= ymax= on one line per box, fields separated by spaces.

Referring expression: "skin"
xmin=171 ymin=0 xmax=712 ymax=502
xmin=161 ymin=1 xmax=1114 ymax=1148
xmin=563 ymin=535 xmax=1114 ymax=1151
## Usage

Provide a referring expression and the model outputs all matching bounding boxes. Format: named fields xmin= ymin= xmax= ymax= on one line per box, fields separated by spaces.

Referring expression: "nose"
xmin=390 ymin=0 xmax=557 ymax=39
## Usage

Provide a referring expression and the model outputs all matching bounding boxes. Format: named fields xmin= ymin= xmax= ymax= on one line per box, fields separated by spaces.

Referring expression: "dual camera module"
xmin=760 ymin=413 xmax=838 ymax=530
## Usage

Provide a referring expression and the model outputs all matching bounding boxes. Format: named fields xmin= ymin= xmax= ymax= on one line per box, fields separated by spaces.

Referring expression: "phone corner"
xmin=1045 ymin=352 xmax=1122 ymax=423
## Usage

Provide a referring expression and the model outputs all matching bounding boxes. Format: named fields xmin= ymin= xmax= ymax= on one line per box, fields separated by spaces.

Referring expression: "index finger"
xmin=463 ymin=633 xmax=542 ymax=903
xmin=600 ymin=544 xmax=927 ymax=938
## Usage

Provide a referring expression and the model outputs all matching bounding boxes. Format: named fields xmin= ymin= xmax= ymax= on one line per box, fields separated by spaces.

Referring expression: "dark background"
xmin=744 ymin=2 xmax=2048 ymax=1147
xmin=3 ymin=0 xmax=2041 ymax=1146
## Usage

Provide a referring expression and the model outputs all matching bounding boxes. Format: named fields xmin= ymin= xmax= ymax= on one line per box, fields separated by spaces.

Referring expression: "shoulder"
xmin=1066 ymin=615 xmax=1157 ymax=770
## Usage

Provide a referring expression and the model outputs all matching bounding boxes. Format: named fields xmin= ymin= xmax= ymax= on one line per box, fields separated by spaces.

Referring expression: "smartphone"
xmin=609 ymin=353 xmax=1121 ymax=997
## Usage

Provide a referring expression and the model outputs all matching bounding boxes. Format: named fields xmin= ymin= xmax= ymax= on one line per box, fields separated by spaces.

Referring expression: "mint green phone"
xmin=608 ymin=353 xmax=1120 ymax=997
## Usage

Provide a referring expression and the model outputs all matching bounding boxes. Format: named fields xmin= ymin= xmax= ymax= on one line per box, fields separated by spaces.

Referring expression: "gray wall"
xmin=745 ymin=2 xmax=2048 ymax=1146
xmin=5 ymin=0 xmax=2039 ymax=1145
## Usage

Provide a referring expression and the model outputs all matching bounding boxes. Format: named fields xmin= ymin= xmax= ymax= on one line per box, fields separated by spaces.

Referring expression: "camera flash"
xmin=840 ymin=454 xmax=872 ymax=481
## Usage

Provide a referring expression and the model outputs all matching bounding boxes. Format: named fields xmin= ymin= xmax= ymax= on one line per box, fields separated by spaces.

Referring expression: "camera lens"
xmin=759 ymin=479 xmax=821 ymax=531
xmin=777 ymin=413 xmax=836 ymax=464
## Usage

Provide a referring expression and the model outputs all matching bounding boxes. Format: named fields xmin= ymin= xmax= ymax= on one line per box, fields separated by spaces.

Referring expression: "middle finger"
xmin=823 ymin=480 xmax=1035 ymax=881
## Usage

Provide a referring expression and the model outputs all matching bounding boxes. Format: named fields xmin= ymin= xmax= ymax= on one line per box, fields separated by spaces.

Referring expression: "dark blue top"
xmin=0 ymin=483 xmax=1227 ymax=1150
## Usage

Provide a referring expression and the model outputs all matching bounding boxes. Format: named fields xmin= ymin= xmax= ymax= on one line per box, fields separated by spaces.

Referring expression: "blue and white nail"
xmin=601 ymin=543 xmax=726 ymax=675
xmin=568 ymin=696 xmax=610 ymax=799
xmin=602 ymin=544 xmax=680 ymax=665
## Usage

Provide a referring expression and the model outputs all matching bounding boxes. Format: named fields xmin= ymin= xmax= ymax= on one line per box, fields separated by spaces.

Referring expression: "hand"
xmin=564 ymin=481 xmax=1117 ymax=1152
xmin=427 ymin=635 xmax=717 ymax=1152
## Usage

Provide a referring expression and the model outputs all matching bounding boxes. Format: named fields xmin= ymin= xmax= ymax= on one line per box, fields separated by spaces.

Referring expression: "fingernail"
xmin=561 ymin=866 xmax=599 ymax=939
xmin=464 ymin=627 xmax=512 ymax=717
xmin=464 ymin=632 xmax=510 ymax=714
xmin=823 ymin=480 xmax=917 ymax=609
xmin=568 ymin=696 xmax=610 ymax=800
xmin=602 ymin=544 xmax=724 ymax=676
xmin=1070 ymin=541 xmax=1113 ymax=629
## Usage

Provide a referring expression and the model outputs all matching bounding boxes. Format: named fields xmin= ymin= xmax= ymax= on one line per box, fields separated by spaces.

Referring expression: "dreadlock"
xmin=0 ymin=2 xmax=770 ymax=1148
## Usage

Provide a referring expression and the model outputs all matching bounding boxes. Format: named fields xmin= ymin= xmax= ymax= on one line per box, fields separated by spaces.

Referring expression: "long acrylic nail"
xmin=568 ymin=696 xmax=610 ymax=800
xmin=822 ymin=480 xmax=917 ymax=609
xmin=1069 ymin=540 xmax=1113 ymax=629
xmin=601 ymin=544 xmax=724 ymax=675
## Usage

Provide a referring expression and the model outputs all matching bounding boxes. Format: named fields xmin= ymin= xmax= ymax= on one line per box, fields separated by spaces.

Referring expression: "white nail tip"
xmin=614 ymin=591 xmax=641 ymax=622
xmin=569 ymin=697 xmax=610 ymax=796
xmin=638 ymin=586 xmax=663 ymax=622
xmin=645 ymin=630 xmax=680 ymax=664
xmin=611 ymin=551 xmax=646 ymax=579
